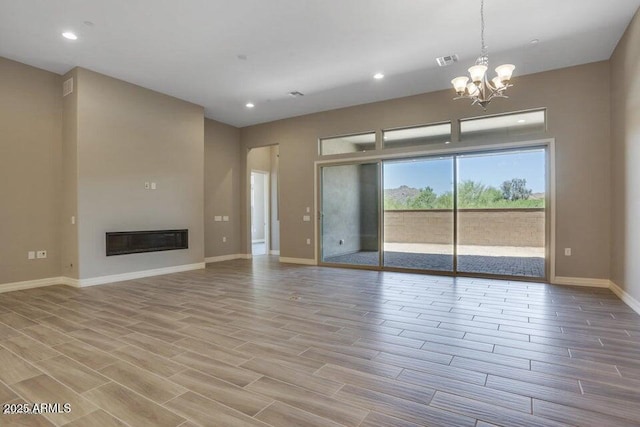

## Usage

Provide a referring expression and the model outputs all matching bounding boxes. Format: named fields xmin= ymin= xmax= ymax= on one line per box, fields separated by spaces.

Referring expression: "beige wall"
xmin=0 ymin=57 xmax=62 ymax=284
xmin=248 ymin=145 xmax=272 ymax=172
xmin=74 ymin=68 xmax=204 ymax=279
xmin=204 ymin=118 xmax=242 ymax=258
xmin=241 ymin=61 xmax=611 ymax=279
xmin=61 ymin=68 xmax=79 ymax=279
xmin=610 ymin=9 xmax=640 ymax=301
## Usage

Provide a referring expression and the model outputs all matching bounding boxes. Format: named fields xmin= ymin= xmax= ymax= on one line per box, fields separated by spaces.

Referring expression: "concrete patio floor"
xmin=324 ymin=243 xmax=545 ymax=278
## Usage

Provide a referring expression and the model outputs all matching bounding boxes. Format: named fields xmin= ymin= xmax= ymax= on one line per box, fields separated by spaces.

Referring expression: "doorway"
xmin=251 ymin=171 xmax=269 ymax=255
xmin=248 ymin=145 xmax=280 ymax=257
xmin=319 ymin=145 xmax=548 ymax=280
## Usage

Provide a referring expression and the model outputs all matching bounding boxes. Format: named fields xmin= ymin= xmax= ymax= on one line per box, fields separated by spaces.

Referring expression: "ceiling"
xmin=1 ymin=0 xmax=638 ymax=127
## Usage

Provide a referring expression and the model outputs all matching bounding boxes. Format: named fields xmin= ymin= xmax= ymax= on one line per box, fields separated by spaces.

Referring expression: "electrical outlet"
xmin=303 ymin=215 xmax=310 ymax=222
xmin=223 ymin=216 xmax=229 ymax=222
xmin=36 ymin=250 xmax=47 ymax=259
xmin=306 ymin=238 xmax=311 ymax=245
xmin=564 ymin=248 xmax=572 ymax=256
xmin=222 ymin=236 xmax=227 ymax=243
xmin=28 ymin=251 xmax=35 ymax=260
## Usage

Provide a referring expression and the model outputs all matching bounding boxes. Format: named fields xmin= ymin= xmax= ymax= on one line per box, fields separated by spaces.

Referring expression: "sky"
xmin=383 ymin=149 xmax=546 ymax=194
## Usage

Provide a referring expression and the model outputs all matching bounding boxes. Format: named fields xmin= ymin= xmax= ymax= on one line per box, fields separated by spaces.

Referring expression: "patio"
xmin=324 ymin=243 xmax=545 ymax=278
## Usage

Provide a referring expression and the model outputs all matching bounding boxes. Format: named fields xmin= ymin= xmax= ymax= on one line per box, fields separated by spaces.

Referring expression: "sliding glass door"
xmin=383 ymin=157 xmax=454 ymax=272
xmin=320 ymin=162 xmax=380 ymax=267
xmin=319 ymin=146 xmax=547 ymax=280
xmin=456 ymin=148 xmax=546 ymax=278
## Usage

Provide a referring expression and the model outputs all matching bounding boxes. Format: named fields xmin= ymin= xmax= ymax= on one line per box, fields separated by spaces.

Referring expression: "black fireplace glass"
xmin=106 ymin=229 xmax=188 ymax=256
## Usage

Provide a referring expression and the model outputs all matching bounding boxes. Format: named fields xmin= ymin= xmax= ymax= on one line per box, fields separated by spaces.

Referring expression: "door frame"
xmin=314 ymin=138 xmax=556 ymax=282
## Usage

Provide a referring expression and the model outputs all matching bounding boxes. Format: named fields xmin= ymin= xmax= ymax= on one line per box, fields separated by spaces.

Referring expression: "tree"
xmin=501 ymin=178 xmax=532 ymax=201
xmin=434 ymin=191 xmax=453 ymax=209
xmin=457 ymin=180 xmax=502 ymax=208
xmin=408 ymin=187 xmax=437 ymax=209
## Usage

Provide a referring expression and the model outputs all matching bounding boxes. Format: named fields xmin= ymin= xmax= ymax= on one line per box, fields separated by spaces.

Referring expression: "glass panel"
xmin=320 ymin=133 xmax=376 ymax=156
xmin=321 ymin=163 xmax=380 ymax=266
xmin=460 ymin=110 xmax=546 ymax=140
xmin=383 ymin=157 xmax=454 ymax=271
xmin=383 ymin=123 xmax=451 ymax=149
xmin=456 ymin=148 xmax=546 ymax=278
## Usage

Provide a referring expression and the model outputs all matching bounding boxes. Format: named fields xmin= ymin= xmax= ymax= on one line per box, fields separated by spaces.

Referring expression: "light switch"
xmin=28 ymin=251 xmax=35 ymax=260
xmin=214 ymin=216 xmax=222 ymax=222
xmin=306 ymin=238 xmax=311 ymax=245
xmin=303 ymin=215 xmax=310 ymax=222
xmin=71 ymin=216 xmax=76 ymax=225
xmin=223 ymin=216 xmax=229 ymax=222
xmin=306 ymin=207 xmax=310 ymax=213
xmin=151 ymin=182 xmax=157 ymax=190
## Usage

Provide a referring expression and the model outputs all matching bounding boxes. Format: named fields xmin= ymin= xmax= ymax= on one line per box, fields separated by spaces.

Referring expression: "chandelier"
xmin=451 ymin=0 xmax=515 ymax=109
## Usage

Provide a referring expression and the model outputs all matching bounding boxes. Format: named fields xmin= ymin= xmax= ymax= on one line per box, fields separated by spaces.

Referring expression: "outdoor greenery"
xmin=384 ymin=178 xmax=544 ymax=210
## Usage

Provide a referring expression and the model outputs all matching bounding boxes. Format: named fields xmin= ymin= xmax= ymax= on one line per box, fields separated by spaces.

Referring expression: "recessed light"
xmin=245 ymin=103 xmax=255 ymax=108
xmin=517 ymin=119 xmax=526 ymax=123
xmin=530 ymin=39 xmax=539 ymax=45
xmin=62 ymin=32 xmax=78 ymax=40
xmin=373 ymin=73 xmax=384 ymax=80
xmin=445 ymin=141 xmax=451 ymax=144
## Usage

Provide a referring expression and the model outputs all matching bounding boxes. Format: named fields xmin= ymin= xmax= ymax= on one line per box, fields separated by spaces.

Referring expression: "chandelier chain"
xmin=480 ymin=0 xmax=487 ymax=58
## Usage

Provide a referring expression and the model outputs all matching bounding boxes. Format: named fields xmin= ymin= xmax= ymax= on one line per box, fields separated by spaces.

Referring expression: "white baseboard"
xmin=59 ymin=276 xmax=80 ymax=287
xmin=610 ymin=281 xmax=640 ymax=315
xmin=269 ymin=250 xmax=280 ymax=256
xmin=279 ymin=257 xmax=317 ymax=266
xmin=0 ymin=277 xmax=65 ymax=294
xmin=72 ymin=262 xmax=206 ymax=287
xmin=551 ymin=276 xmax=611 ymax=288
xmin=205 ymin=254 xmax=247 ymax=263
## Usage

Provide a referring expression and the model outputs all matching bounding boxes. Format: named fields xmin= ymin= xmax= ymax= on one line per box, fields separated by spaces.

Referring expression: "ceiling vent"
xmin=62 ymin=78 xmax=74 ymax=96
xmin=288 ymin=91 xmax=304 ymax=97
xmin=436 ymin=54 xmax=459 ymax=67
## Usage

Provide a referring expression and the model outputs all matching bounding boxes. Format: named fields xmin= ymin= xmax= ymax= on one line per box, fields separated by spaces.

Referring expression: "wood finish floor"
xmin=1 ymin=257 xmax=639 ymax=426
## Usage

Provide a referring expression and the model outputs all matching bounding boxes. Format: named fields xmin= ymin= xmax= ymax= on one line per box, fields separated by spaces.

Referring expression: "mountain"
xmin=384 ymin=185 xmax=420 ymax=205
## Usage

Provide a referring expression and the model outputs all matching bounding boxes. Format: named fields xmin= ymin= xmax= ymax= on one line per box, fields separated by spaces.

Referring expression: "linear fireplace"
xmin=106 ymin=229 xmax=188 ymax=256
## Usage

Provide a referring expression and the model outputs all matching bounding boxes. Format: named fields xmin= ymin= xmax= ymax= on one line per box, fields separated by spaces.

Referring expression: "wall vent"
xmin=62 ymin=78 xmax=74 ymax=96
xmin=288 ymin=91 xmax=304 ymax=97
xmin=436 ymin=54 xmax=459 ymax=67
